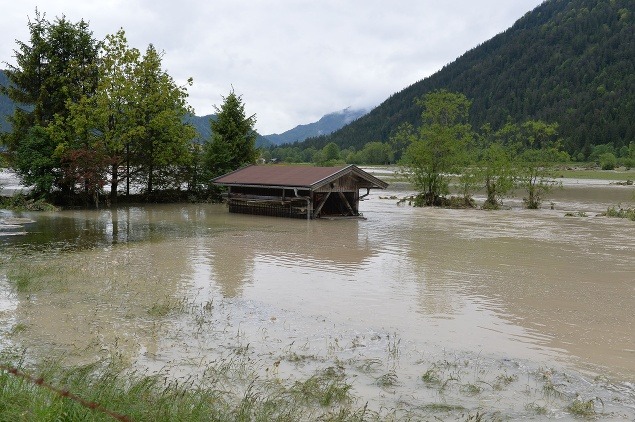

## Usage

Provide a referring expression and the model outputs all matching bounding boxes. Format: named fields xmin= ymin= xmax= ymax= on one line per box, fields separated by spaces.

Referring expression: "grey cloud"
xmin=1 ymin=0 xmax=543 ymax=134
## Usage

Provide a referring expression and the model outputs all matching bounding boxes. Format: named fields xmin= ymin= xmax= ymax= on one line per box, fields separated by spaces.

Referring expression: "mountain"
xmin=0 ymin=70 xmax=14 ymax=132
xmin=264 ymin=107 xmax=368 ymax=145
xmin=185 ymin=114 xmax=273 ymax=148
xmin=304 ymin=0 xmax=635 ymax=157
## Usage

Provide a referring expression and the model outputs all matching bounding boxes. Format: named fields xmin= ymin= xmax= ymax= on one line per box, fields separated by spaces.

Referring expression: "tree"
xmin=599 ymin=152 xmax=617 ymax=170
xmin=54 ymin=30 xmax=142 ymax=204
xmin=13 ymin=126 xmax=57 ymax=194
xmin=513 ymin=121 xmax=568 ymax=209
xmin=400 ymin=90 xmax=472 ymax=206
xmin=359 ymin=142 xmax=394 ymax=165
xmin=1 ymin=11 xmax=99 ymax=197
xmin=130 ymin=44 xmax=195 ymax=194
xmin=472 ymin=125 xmax=516 ymax=209
xmin=202 ymin=90 xmax=257 ymax=186
xmin=54 ymin=30 xmax=197 ymax=203
xmin=389 ymin=123 xmax=415 ymax=161
xmin=314 ymin=142 xmax=342 ymax=166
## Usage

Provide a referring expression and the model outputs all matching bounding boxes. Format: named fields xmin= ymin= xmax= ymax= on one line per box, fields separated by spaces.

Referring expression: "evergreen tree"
xmin=1 ymin=11 xmax=99 ymax=197
xmin=203 ymin=90 xmax=257 ymax=185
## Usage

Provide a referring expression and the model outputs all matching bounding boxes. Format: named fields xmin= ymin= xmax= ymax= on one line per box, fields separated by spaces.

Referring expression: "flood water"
xmin=1 ymin=180 xmax=635 ymax=419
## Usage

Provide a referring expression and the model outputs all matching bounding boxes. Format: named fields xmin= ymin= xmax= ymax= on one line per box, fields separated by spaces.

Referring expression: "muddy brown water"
xmin=1 ymin=181 xmax=634 ymax=418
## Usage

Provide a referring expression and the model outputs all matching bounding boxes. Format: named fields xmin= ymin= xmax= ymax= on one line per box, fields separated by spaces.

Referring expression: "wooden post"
xmin=313 ymin=191 xmax=331 ymax=218
xmin=338 ymin=191 xmax=355 ymax=216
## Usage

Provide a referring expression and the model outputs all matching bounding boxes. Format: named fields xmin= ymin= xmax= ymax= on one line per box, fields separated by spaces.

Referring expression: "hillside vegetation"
xmin=304 ymin=0 xmax=634 ymax=158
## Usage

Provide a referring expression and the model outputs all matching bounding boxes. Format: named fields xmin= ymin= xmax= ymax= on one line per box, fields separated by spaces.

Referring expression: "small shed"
xmin=212 ymin=164 xmax=388 ymax=219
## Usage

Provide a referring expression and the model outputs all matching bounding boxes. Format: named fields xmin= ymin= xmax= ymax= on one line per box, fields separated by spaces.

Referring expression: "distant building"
xmin=213 ymin=164 xmax=388 ymax=219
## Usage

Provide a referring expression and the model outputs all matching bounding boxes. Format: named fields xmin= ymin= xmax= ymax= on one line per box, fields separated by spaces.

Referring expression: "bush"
xmin=621 ymin=157 xmax=635 ymax=170
xmin=0 ymin=193 xmax=58 ymax=211
xmin=599 ymin=152 xmax=617 ymax=170
xmin=605 ymin=206 xmax=635 ymax=221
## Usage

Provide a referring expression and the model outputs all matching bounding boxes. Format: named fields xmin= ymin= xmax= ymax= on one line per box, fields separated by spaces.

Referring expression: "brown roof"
xmin=212 ymin=165 xmax=388 ymax=190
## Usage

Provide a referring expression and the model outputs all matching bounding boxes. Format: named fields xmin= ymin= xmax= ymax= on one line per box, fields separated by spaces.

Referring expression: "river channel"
xmin=1 ymin=179 xmax=634 ymax=419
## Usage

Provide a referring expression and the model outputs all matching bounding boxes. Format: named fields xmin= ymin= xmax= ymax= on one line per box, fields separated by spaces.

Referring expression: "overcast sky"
xmin=1 ymin=1 xmax=544 ymax=135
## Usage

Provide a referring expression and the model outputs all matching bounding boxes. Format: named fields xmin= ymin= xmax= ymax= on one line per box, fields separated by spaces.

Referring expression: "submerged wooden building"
xmin=212 ymin=165 xmax=388 ymax=219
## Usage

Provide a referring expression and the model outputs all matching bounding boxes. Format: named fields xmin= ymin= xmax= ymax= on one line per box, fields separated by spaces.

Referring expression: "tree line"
xmin=1 ymin=12 xmax=257 ymax=206
xmin=268 ymin=90 xmax=635 ymax=209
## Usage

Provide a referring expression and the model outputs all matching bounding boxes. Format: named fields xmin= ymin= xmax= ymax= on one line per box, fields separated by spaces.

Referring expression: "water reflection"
xmin=208 ymin=234 xmax=255 ymax=298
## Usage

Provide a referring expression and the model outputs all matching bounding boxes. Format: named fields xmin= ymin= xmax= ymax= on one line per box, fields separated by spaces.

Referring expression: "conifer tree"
xmin=1 ymin=11 xmax=99 ymax=196
xmin=203 ymin=90 xmax=257 ymax=184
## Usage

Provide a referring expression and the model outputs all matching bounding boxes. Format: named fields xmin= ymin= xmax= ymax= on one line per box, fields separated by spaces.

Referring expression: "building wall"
xmin=225 ymin=175 xmax=362 ymax=219
xmin=314 ymin=174 xmax=359 ymax=193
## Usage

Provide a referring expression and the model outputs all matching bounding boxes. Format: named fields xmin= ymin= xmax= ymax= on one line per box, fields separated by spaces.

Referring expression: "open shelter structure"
xmin=212 ymin=165 xmax=388 ymax=219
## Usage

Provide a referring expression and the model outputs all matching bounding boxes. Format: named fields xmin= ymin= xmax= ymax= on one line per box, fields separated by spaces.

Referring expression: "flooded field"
xmin=1 ymin=180 xmax=635 ymax=419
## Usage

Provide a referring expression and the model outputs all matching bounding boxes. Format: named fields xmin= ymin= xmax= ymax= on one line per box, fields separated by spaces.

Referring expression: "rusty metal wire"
xmin=0 ymin=364 xmax=132 ymax=422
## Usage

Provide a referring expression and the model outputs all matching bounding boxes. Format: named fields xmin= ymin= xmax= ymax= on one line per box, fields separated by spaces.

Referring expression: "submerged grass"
xmin=567 ymin=397 xmax=603 ymax=417
xmin=5 ymin=257 xmax=69 ymax=294
xmin=604 ymin=205 xmax=635 ymax=221
xmin=0 ymin=193 xmax=59 ymax=212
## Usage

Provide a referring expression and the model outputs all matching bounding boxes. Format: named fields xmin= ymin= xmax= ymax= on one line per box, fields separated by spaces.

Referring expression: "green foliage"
xmin=567 ymin=397 xmax=601 ymax=416
xmin=12 ymin=125 xmax=58 ymax=195
xmin=314 ymin=142 xmax=345 ymax=166
xmin=2 ymin=11 xmax=100 ymax=198
xmin=0 ymin=192 xmax=58 ymax=212
xmin=389 ymin=123 xmax=415 ymax=161
xmin=202 ymin=90 xmax=257 ymax=188
xmin=348 ymin=141 xmax=394 ymax=165
xmin=516 ymin=145 xmax=567 ymax=209
xmin=605 ymin=206 xmax=635 ymax=221
xmin=292 ymin=369 xmax=352 ymax=406
xmin=0 ymin=360 xmax=362 ymax=422
xmin=400 ymin=90 xmax=472 ymax=206
xmin=2 ymin=15 xmax=197 ymax=206
xmin=478 ymin=141 xmax=515 ymax=209
xmin=589 ymin=143 xmax=616 ymax=163
xmin=44 ymin=29 xmax=195 ymax=205
xmin=484 ymin=120 xmax=566 ymax=209
xmin=599 ymin=152 xmax=617 ymax=170
xmin=55 ymin=30 xmax=139 ymax=203
xmin=128 ymin=44 xmax=196 ymax=194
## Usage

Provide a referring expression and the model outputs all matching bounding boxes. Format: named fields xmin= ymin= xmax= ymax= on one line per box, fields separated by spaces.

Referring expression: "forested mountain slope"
xmin=306 ymin=0 xmax=634 ymax=157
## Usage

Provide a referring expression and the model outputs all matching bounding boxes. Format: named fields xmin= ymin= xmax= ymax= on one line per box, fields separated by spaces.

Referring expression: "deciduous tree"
xmin=130 ymin=44 xmax=195 ymax=194
xmin=400 ymin=90 xmax=473 ymax=206
xmin=513 ymin=121 xmax=568 ymax=209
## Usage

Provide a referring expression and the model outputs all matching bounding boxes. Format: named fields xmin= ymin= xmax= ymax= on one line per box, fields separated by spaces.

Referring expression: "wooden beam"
xmin=229 ymin=193 xmax=307 ymax=202
xmin=312 ymin=191 xmax=331 ymax=218
xmin=338 ymin=191 xmax=355 ymax=216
